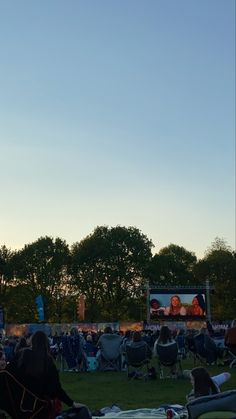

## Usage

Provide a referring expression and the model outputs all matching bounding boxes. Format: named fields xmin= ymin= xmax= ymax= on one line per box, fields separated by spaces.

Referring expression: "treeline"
xmin=0 ymin=226 xmax=235 ymax=322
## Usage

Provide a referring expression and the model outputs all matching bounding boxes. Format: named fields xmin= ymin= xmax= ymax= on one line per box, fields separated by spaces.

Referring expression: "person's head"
xmin=15 ymin=337 xmax=28 ymax=354
xmin=31 ymin=331 xmax=49 ymax=354
xmin=150 ymin=299 xmax=160 ymax=309
xmin=86 ymin=334 xmax=92 ymax=342
xmin=104 ymin=326 xmax=112 ymax=334
xmin=158 ymin=326 xmax=172 ymax=344
xmin=18 ymin=337 xmax=27 ymax=347
xmin=192 ymin=294 xmax=205 ymax=311
xmin=171 ymin=295 xmax=181 ymax=308
xmin=190 ymin=367 xmax=218 ymax=396
xmin=200 ymin=327 xmax=208 ymax=335
xmin=124 ymin=330 xmax=132 ymax=339
xmin=18 ymin=331 xmax=51 ymax=378
xmin=132 ymin=331 xmax=142 ymax=342
xmin=70 ymin=327 xmax=79 ymax=336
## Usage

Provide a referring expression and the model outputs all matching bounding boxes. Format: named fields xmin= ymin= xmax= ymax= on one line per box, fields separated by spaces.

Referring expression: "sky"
xmin=0 ymin=0 xmax=235 ymax=259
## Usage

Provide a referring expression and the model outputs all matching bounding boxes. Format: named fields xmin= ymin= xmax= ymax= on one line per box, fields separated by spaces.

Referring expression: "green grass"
xmin=60 ymin=359 xmax=236 ymax=412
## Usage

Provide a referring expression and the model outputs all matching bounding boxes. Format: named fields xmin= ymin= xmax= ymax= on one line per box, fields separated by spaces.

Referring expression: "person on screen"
xmin=150 ymin=299 xmax=160 ymax=315
xmin=150 ymin=299 xmax=165 ymax=317
xmin=164 ymin=295 xmax=187 ymax=316
xmin=187 ymin=294 xmax=205 ymax=316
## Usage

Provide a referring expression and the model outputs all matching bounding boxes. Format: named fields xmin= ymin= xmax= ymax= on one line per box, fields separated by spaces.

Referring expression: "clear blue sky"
xmin=0 ymin=0 xmax=235 ymax=258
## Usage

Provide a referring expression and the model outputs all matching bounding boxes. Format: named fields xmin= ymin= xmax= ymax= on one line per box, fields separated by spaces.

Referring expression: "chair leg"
xmin=230 ymin=358 xmax=236 ymax=368
xmin=159 ymin=363 xmax=164 ymax=379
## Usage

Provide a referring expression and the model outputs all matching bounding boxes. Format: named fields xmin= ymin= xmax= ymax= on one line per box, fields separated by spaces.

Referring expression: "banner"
xmin=77 ymin=295 xmax=85 ymax=321
xmin=0 ymin=306 xmax=4 ymax=329
xmin=35 ymin=295 xmax=45 ymax=321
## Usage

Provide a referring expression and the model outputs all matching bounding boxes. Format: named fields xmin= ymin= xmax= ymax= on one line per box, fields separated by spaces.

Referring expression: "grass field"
xmin=60 ymin=359 xmax=236 ymax=412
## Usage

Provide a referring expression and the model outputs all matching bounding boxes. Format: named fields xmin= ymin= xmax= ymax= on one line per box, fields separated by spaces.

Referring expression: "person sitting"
xmin=164 ymin=295 xmax=187 ymax=316
xmin=62 ymin=327 xmax=87 ymax=372
xmin=154 ymin=326 xmax=181 ymax=376
xmin=5 ymin=331 xmax=91 ymax=418
xmin=175 ymin=329 xmax=186 ymax=358
xmin=224 ymin=319 xmax=236 ymax=355
xmin=186 ymin=366 xmax=231 ymax=402
xmin=127 ymin=331 xmax=152 ymax=359
xmin=0 ymin=344 xmax=6 ymax=370
xmin=96 ymin=327 xmax=123 ymax=371
xmin=85 ymin=334 xmax=97 ymax=357
xmin=194 ymin=327 xmax=220 ymax=365
xmin=14 ymin=336 xmax=28 ymax=354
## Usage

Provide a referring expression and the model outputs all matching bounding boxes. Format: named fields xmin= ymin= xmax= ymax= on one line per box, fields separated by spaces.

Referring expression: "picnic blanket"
xmin=92 ymin=405 xmax=188 ymax=418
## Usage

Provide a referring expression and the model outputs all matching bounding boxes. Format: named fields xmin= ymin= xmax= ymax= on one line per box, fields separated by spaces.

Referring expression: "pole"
xmin=206 ymin=278 xmax=211 ymax=322
xmin=146 ymin=280 xmax=150 ymax=324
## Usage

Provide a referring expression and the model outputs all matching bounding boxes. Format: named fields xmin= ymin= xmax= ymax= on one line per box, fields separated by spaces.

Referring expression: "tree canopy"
xmin=0 ymin=233 xmax=235 ymax=322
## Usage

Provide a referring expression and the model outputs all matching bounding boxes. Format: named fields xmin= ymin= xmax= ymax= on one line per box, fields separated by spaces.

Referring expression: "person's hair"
xmin=124 ymin=330 xmax=131 ymax=339
xmin=14 ymin=337 xmax=28 ymax=354
xmin=104 ymin=326 xmax=112 ymax=334
xmin=193 ymin=294 xmax=206 ymax=311
xmin=132 ymin=331 xmax=142 ymax=342
xmin=171 ymin=295 xmax=181 ymax=305
xmin=200 ymin=327 xmax=208 ymax=335
xmin=150 ymin=299 xmax=160 ymax=308
xmin=70 ymin=327 xmax=79 ymax=336
xmin=191 ymin=367 xmax=219 ymax=397
xmin=158 ymin=326 xmax=172 ymax=344
xmin=169 ymin=295 xmax=182 ymax=314
xmin=31 ymin=331 xmax=50 ymax=354
xmin=177 ymin=328 xmax=185 ymax=336
xmin=18 ymin=331 xmax=51 ymax=378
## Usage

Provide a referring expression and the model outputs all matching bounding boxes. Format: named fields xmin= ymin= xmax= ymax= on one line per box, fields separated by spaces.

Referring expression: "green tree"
xmin=0 ymin=245 xmax=16 ymax=317
xmin=12 ymin=236 xmax=71 ymax=322
xmin=194 ymin=238 xmax=236 ymax=320
xmin=149 ymin=244 xmax=197 ymax=286
xmin=71 ymin=226 xmax=153 ymax=321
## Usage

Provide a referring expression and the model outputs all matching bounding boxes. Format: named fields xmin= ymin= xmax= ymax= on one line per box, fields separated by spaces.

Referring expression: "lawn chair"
xmin=125 ymin=343 xmax=150 ymax=381
xmin=227 ymin=348 xmax=236 ymax=368
xmin=155 ymin=342 xmax=182 ymax=379
xmin=97 ymin=333 xmax=122 ymax=371
xmin=0 ymin=370 xmax=50 ymax=418
xmin=186 ymin=389 xmax=236 ymax=419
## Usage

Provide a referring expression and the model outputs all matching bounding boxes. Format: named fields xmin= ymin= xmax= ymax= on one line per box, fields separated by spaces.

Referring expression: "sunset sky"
xmin=0 ymin=0 xmax=235 ymax=258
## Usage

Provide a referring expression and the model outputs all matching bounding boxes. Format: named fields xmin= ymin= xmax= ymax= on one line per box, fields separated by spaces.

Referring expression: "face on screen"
xmin=149 ymin=293 xmax=206 ymax=319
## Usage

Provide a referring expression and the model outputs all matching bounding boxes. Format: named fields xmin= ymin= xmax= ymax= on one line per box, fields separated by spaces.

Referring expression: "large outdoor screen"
xmin=149 ymin=289 xmax=206 ymax=320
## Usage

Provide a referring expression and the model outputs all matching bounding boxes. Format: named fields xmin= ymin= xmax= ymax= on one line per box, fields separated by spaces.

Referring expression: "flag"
xmin=0 ymin=306 xmax=4 ymax=329
xmin=77 ymin=295 xmax=85 ymax=321
xmin=35 ymin=295 xmax=45 ymax=321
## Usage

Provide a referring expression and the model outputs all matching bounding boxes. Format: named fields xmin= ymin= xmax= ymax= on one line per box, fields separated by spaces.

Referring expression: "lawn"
xmin=60 ymin=359 xmax=236 ymax=412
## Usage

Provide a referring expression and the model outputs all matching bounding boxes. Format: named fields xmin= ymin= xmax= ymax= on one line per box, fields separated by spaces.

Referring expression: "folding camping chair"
xmin=0 ymin=370 xmax=50 ymax=419
xmin=97 ymin=334 xmax=122 ymax=371
xmin=155 ymin=342 xmax=182 ymax=379
xmin=227 ymin=348 xmax=236 ymax=368
xmin=125 ymin=343 xmax=150 ymax=381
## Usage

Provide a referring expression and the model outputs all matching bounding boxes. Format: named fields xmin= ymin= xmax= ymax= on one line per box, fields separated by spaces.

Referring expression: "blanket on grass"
xmin=92 ymin=405 xmax=188 ymax=418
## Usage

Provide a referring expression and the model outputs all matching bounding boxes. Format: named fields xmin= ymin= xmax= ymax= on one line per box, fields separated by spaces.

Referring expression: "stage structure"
xmin=146 ymin=280 xmax=214 ymax=324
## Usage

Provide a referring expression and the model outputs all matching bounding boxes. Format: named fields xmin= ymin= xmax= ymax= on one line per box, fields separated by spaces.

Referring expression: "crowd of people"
xmin=0 ymin=319 xmax=235 ymax=418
